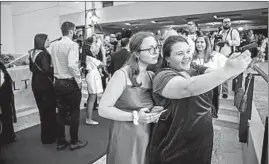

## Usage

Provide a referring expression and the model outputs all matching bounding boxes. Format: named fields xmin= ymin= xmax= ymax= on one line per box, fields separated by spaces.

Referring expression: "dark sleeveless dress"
xmin=149 ymin=66 xmax=214 ymax=164
xmin=106 ymin=70 xmax=154 ymax=164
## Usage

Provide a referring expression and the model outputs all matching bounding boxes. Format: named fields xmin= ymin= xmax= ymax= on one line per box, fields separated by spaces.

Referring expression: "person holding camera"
xmin=214 ymin=18 xmax=240 ymax=98
xmin=215 ymin=18 xmax=240 ymax=57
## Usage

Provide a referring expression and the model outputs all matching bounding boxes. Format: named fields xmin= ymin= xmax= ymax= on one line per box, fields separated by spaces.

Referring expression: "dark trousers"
xmin=212 ymin=86 xmax=220 ymax=117
xmin=54 ymin=79 xmax=81 ymax=144
xmin=33 ymin=88 xmax=57 ymax=143
xmin=0 ymin=104 xmax=16 ymax=145
xmin=101 ymin=69 xmax=108 ymax=90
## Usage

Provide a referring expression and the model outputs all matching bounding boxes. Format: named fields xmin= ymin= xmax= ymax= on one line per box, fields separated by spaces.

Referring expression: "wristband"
xmin=132 ymin=110 xmax=139 ymax=126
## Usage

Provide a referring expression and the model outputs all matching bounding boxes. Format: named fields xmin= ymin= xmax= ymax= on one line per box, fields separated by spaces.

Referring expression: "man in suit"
xmin=108 ymin=38 xmax=131 ymax=75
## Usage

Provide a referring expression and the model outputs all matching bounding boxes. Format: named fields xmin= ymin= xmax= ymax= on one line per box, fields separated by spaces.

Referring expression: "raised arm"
xmin=162 ymin=51 xmax=251 ymax=99
xmin=162 ymin=67 xmax=231 ymax=99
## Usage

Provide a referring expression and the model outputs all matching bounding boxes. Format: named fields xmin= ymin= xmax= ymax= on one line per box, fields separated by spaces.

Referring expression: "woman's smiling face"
xmin=166 ymin=41 xmax=192 ymax=71
xmin=195 ymin=37 xmax=206 ymax=52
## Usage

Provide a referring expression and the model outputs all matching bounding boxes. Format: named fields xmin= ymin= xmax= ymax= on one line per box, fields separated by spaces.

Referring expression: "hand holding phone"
xmin=150 ymin=106 xmax=164 ymax=113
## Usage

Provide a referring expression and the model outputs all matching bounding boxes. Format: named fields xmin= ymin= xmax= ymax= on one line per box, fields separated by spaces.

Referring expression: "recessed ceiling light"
xmin=261 ymin=11 xmax=268 ymax=16
xmin=151 ymin=21 xmax=156 ymax=24
xmin=122 ymin=28 xmax=125 ymax=29
xmin=135 ymin=27 xmax=138 ymax=28
xmin=125 ymin=23 xmax=131 ymax=26
xmin=238 ymin=27 xmax=244 ymax=31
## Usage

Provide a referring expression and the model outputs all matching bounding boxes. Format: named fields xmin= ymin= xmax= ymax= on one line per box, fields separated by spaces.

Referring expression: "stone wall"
xmin=7 ymin=65 xmax=37 ymax=111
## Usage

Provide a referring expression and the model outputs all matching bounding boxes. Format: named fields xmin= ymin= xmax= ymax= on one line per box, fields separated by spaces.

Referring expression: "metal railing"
xmin=261 ymin=116 xmax=268 ymax=164
xmin=5 ymin=53 xmax=29 ymax=67
xmin=233 ymin=63 xmax=268 ymax=163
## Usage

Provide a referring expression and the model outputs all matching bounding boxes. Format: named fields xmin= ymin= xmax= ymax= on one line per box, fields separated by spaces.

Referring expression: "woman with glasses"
xmin=147 ymin=28 xmax=178 ymax=73
xmin=192 ymin=35 xmax=228 ymax=118
xmin=148 ymin=35 xmax=251 ymax=164
xmin=99 ymin=32 xmax=165 ymax=164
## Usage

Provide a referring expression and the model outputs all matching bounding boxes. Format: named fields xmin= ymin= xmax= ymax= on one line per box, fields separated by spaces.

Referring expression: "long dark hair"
xmin=127 ymin=31 xmax=155 ymax=87
xmin=193 ymin=35 xmax=213 ymax=63
xmin=162 ymin=35 xmax=189 ymax=68
xmin=33 ymin=33 xmax=48 ymax=52
xmin=82 ymin=37 xmax=94 ymax=57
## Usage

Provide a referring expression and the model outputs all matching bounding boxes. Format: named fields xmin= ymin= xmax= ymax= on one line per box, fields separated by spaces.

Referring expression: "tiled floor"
xmin=219 ymin=127 xmax=243 ymax=164
xmin=93 ymin=155 xmax=106 ymax=164
xmin=92 ymin=127 xmax=242 ymax=164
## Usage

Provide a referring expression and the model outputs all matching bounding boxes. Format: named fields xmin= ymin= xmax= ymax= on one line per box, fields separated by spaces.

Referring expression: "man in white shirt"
xmin=50 ymin=21 xmax=87 ymax=151
xmin=215 ymin=18 xmax=240 ymax=57
xmin=187 ymin=21 xmax=200 ymax=55
xmin=187 ymin=21 xmax=198 ymax=41
xmin=215 ymin=18 xmax=240 ymax=99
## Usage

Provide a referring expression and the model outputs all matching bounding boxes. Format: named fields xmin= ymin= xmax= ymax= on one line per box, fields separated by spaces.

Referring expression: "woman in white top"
xmin=82 ymin=37 xmax=106 ymax=125
xmin=192 ymin=35 xmax=227 ymax=118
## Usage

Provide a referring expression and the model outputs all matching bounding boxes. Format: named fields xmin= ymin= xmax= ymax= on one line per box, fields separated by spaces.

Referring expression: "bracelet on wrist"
xmin=132 ymin=110 xmax=139 ymax=126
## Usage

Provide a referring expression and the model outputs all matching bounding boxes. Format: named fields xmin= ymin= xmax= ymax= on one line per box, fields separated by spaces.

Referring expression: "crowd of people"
xmin=0 ymin=17 xmax=267 ymax=163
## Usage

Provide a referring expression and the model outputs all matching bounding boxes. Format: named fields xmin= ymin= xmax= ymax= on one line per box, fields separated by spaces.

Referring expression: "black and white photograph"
xmin=0 ymin=1 xmax=268 ymax=164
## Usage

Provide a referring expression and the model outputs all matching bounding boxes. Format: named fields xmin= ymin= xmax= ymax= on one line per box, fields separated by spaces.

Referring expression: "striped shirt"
xmin=50 ymin=36 xmax=81 ymax=84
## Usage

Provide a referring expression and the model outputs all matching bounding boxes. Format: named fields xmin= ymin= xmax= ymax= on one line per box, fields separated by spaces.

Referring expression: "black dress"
xmin=29 ymin=50 xmax=56 ymax=144
xmin=0 ymin=62 xmax=17 ymax=146
xmin=149 ymin=65 xmax=213 ymax=164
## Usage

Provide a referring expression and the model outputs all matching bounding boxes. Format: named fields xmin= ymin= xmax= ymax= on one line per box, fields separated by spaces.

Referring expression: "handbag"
xmin=234 ymin=73 xmax=252 ymax=113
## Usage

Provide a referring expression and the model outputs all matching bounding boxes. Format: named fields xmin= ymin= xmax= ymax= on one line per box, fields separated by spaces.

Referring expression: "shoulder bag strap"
xmin=230 ymin=28 xmax=236 ymax=53
xmin=244 ymin=73 xmax=253 ymax=96
xmin=30 ymin=54 xmax=54 ymax=84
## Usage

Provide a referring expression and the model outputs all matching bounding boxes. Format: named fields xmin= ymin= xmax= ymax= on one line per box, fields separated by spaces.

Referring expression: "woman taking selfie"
xmin=149 ymin=35 xmax=251 ymax=164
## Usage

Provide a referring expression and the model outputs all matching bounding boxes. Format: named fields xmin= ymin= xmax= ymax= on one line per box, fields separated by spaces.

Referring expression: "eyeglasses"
xmin=139 ymin=46 xmax=159 ymax=54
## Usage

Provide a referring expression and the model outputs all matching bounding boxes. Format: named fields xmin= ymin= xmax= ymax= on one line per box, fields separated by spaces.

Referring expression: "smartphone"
xmin=239 ymin=42 xmax=258 ymax=52
xmin=158 ymin=109 xmax=168 ymax=115
xmin=151 ymin=106 xmax=164 ymax=113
